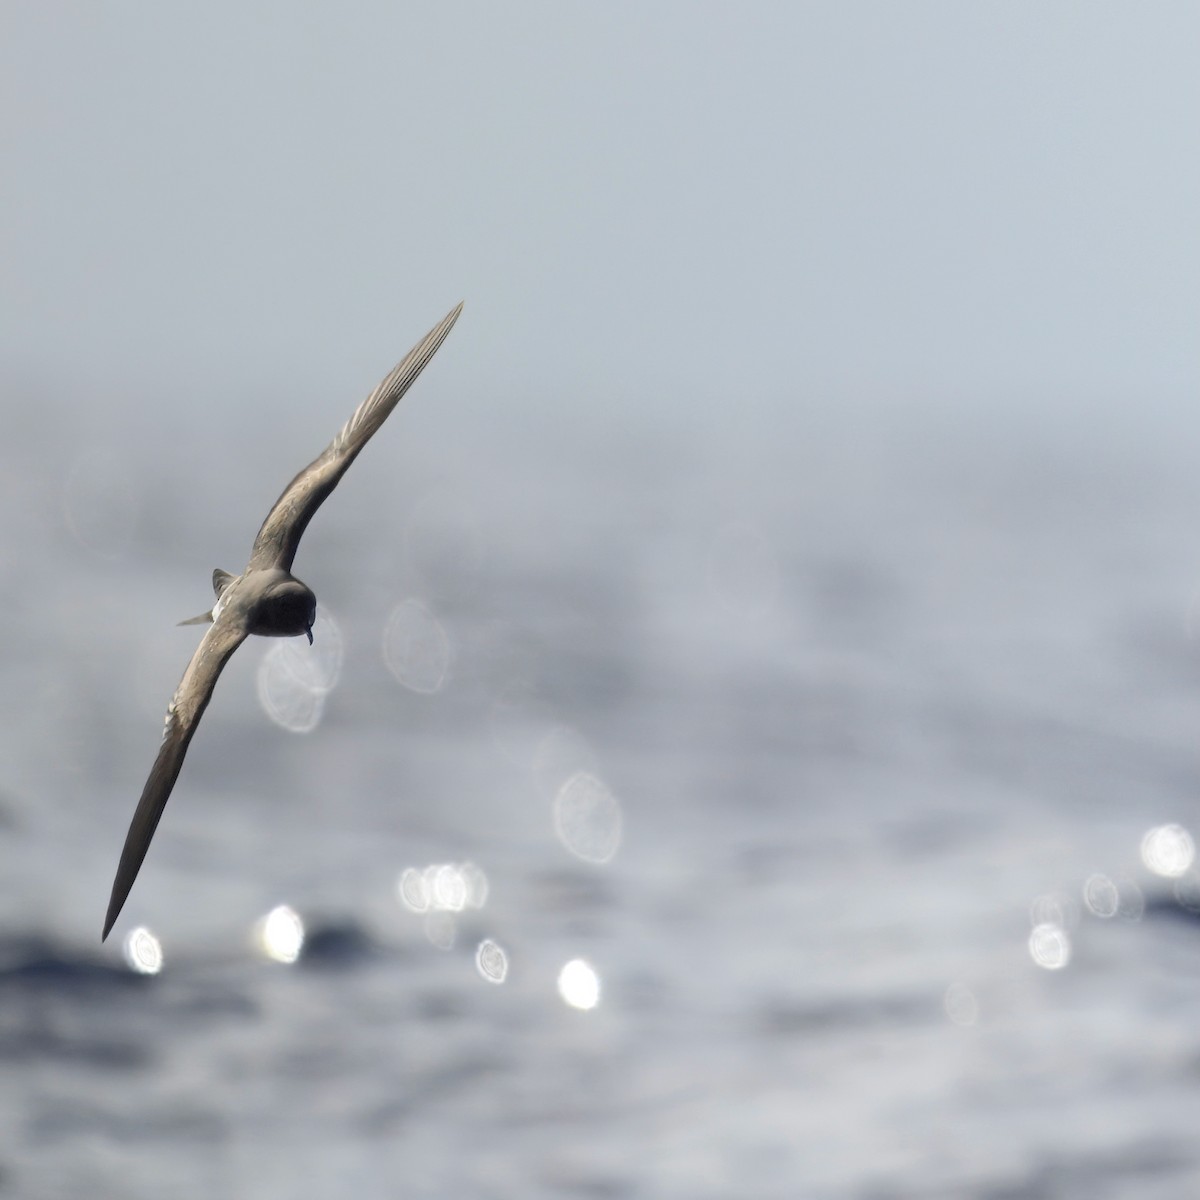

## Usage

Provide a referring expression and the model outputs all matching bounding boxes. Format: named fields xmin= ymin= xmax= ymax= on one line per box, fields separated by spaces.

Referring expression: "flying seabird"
xmin=102 ymin=302 xmax=463 ymax=941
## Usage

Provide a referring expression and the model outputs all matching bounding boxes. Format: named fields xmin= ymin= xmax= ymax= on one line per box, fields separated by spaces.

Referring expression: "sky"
xmin=2 ymin=3 xmax=1197 ymax=445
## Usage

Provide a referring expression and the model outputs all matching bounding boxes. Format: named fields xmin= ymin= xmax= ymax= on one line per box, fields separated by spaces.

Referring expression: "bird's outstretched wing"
xmin=248 ymin=302 xmax=463 ymax=573
xmin=103 ymin=614 xmax=249 ymax=940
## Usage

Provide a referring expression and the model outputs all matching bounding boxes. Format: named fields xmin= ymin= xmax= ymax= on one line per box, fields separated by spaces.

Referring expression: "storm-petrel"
xmin=102 ymin=302 xmax=463 ymax=940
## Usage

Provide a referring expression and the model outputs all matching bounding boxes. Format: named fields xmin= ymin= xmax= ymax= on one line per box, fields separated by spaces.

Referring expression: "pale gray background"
xmin=3 ymin=5 xmax=1200 ymax=1199
xmin=5 ymin=4 xmax=1195 ymax=423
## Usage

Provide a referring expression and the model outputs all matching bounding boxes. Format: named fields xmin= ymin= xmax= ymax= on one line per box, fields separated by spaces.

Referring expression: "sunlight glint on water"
xmin=255 ymin=611 xmax=343 ymax=733
xmin=1141 ymin=824 xmax=1196 ymax=878
xmin=275 ymin=611 xmax=344 ymax=692
xmin=396 ymin=862 xmax=489 ymax=914
xmin=553 ymin=772 xmax=622 ymax=864
xmin=255 ymin=905 xmax=305 ymax=964
xmin=382 ymin=599 xmax=452 ymax=693
xmin=943 ymin=982 xmax=979 ymax=1027
xmin=557 ymin=959 xmax=600 ymax=1010
xmin=122 ymin=927 xmax=164 ymax=976
xmin=475 ymin=939 xmax=508 ymax=984
xmin=256 ymin=651 xmax=326 ymax=733
xmin=1028 ymin=923 xmax=1071 ymax=971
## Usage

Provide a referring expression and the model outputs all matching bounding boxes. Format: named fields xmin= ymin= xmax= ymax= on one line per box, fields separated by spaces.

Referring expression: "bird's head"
xmin=248 ymin=574 xmax=318 ymax=641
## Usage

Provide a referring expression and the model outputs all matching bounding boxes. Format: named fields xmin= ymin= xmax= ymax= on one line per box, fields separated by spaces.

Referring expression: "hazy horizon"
xmin=4 ymin=4 xmax=1196 ymax=442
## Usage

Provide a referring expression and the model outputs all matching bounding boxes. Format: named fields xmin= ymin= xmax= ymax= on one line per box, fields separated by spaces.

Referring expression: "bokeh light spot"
xmin=475 ymin=939 xmax=508 ymax=984
xmin=382 ymin=599 xmax=451 ymax=694
xmin=1028 ymin=923 xmax=1071 ymax=970
xmin=273 ymin=612 xmax=344 ymax=693
xmin=432 ymin=863 xmax=468 ymax=912
xmin=1030 ymin=891 xmax=1078 ymax=930
xmin=558 ymin=958 xmax=600 ymax=1010
xmin=397 ymin=862 xmax=488 ymax=914
xmin=553 ymin=772 xmax=622 ymax=864
xmin=256 ymin=904 xmax=305 ymax=964
xmin=123 ymin=926 xmax=163 ymax=975
xmin=1082 ymin=873 xmax=1119 ymax=919
xmin=257 ymin=645 xmax=326 ymax=733
xmin=1141 ymin=823 xmax=1195 ymax=878
xmin=397 ymin=867 xmax=430 ymax=913
xmin=943 ymin=982 xmax=979 ymax=1027
xmin=459 ymin=861 xmax=489 ymax=909
xmin=255 ymin=609 xmax=342 ymax=733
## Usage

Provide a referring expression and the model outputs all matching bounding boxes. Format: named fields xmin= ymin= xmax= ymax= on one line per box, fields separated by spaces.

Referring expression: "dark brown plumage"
xmin=103 ymin=302 xmax=463 ymax=940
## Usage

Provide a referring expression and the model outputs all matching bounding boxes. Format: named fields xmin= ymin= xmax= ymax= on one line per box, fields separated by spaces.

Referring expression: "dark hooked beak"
xmin=306 ymin=626 xmax=314 ymax=646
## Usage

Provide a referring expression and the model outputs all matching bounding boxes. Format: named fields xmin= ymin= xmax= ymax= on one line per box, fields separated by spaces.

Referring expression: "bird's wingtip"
xmin=102 ymin=887 xmax=124 ymax=941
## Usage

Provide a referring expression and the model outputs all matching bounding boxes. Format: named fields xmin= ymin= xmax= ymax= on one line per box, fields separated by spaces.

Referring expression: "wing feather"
xmin=248 ymin=302 xmax=463 ymax=572
xmin=102 ymin=614 xmax=248 ymax=940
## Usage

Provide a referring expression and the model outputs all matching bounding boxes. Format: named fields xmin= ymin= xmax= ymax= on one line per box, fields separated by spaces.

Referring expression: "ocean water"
xmin=3 ymin=387 xmax=1200 ymax=1199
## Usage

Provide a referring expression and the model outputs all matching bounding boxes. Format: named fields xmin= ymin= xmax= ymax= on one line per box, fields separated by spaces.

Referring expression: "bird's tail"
xmin=178 ymin=568 xmax=236 ymax=626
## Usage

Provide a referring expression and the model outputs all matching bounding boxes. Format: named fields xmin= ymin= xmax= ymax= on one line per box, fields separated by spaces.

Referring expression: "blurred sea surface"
xmin=3 ymin=378 xmax=1200 ymax=1199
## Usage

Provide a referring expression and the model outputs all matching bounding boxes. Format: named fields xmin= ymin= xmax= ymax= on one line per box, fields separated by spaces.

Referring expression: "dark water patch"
xmin=26 ymin=1099 xmax=227 ymax=1147
xmin=927 ymin=692 xmax=1200 ymax=812
xmin=879 ymin=808 xmax=994 ymax=859
xmin=861 ymin=1135 xmax=1194 ymax=1199
xmin=0 ymin=936 xmax=149 ymax=995
xmin=164 ymin=981 xmax=260 ymax=1022
xmin=998 ymin=1137 xmax=1193 ymax=1199
xmin=756 ymin=990 xmax=931 ymax=1037
xmin=413 ymin=986 xmax=469 ymax=1022
xmin=1114 ymin=611 xmax=1200 ymax=690
xmin=0 ymin=1024 xmax=150 ymax=1070
xmin=1142 ymin=893 xmax=1200 ymax=929
xmin=357 ymin=1049 xmax=508 ymax=1136
xmin=297 ymin=916 xmax=381 ymax=968
xmin=535 ymin=1167 xmax=635 ymax=1199
xmin=0 ymin=789 xmax=19 ymax=828
xmin=803 ymin=555 xmax=908 ymax=649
